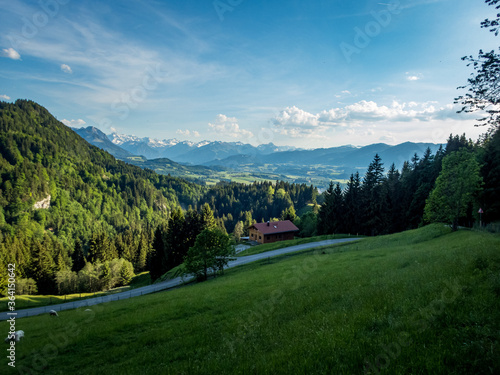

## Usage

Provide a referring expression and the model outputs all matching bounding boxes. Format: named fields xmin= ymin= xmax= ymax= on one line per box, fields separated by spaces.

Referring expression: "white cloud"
xmin=176 ymin=129 xmax=201 ymax=137
xmin=208 ymin=114 xmax=253 ymax=138
xmin=1 ymin=48 xmax=21 ymax=60
xmin=0 ymin=94 xmax=11 ymax=100
xmin=61 ymin=64 xmax=73 ymax=74
xmin=272 ymin=106 xmax=321 ymax=128
xmin=277 ymin=101 xmax=470 ymax=127
xmin=61 ymin=119 xmax=86 ymax=128
xmin=269 ymin=101 xmax=476 ymax=140
xmin=406 ymin=72 xmax=423 ymax=81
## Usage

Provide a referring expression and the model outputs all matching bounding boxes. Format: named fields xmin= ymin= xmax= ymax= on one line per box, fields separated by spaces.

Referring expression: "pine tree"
xmin=101 ymin=261 xmax=112 ymax=290
xmin=164 ymin=208 xmax=187 ymax=271
xmin=318 ymin=181 xmax=335 ymax=235
xmin=344 ymin=172 xmax=362 ymax=235
xmin=233 ymin=221 xmax=244 ymax=241
xmin=30 ymin=239 xmax=55 ymax=294
xmin=383 ymin=163 xmax=403 ymax=233
xmin=134 ymin=234 xmax=148 ymax=272
xmin=361 ymin=154 xmax=385 ymax=235
xmin=119 ymin=261 xmax=133 ymax=286
xmin=330 ymin=183 xmax=345 ymax=234
xmin=56 ymin=252 xmax=66 ymax=272
xmin=72 ymin=239 xmax=86 ymax=272
xmin=88 ymin=231 xmax=111 ymax=264
xmin=480 ymin=128 xmax=500 ymax=222
xmin=201 ymin=203 xmax=217 ymax=230
xmin=150 ymin=226 xmax=167 ymax=281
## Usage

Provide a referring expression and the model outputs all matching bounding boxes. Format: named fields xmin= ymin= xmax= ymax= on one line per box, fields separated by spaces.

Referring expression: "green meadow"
xmin=2 ymin=224 xmax=499 ymax=374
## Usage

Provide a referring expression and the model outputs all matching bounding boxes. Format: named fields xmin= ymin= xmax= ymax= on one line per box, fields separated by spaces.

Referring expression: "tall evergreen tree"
xmin=119 ymin=261 xmax=133 ymax=286
xmin=381 ymin=163 xmax=403 ymax=233
xmin=330 ymin=183 xmax=345 ymax=234
xmin=72 ymin=239 xmax=86 ymax=272
xmin=344 ymin=172 xmax=362 ymax=235
xmin=361 ymin=154 xmax=385 ymax=235
xmin=233 ymin=221 xmax=244 ymax=241
xmin=479 ymin=128 xmax=500 ymax=223
xmin=201 ymin=203 xmax=217 ymax=230
xmin=29 ymin=239 xmax=55 ymax=294
xmin=150 ymin=225 xmax=167 ymax=281
xmin=318 ymin=181 xmax=335 ymax=235
xmin=135 ymin=233 xmax=149 ymax=272
xmin=164 ymin=208 xmax=187 ymax=271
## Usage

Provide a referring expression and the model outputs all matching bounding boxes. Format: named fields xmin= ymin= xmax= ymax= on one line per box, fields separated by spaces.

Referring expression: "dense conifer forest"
xmin=317 ymin=130 xmax=500 ymax=236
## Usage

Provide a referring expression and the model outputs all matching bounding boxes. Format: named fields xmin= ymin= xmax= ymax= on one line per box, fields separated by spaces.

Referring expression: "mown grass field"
xmin=2 ymin=224 xmax=499 ymax=374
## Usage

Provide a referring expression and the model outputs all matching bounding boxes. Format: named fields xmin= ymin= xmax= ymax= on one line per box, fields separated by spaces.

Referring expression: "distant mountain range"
xmin=73 ymin=126 xmax=443 ymax=188
xmin=106 ymin=132 xmax=298 ymax=164
xmin=206 ymin=142 xmax=441 ymax=170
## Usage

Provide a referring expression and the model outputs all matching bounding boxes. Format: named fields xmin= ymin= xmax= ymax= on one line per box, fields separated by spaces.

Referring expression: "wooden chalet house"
xmin=248 ymin=220 xmax=299 ymax=244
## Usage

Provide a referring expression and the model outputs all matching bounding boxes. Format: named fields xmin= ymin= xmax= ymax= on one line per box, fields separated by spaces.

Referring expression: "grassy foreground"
xmin=2 ymin=224 xmax=499 ymax=374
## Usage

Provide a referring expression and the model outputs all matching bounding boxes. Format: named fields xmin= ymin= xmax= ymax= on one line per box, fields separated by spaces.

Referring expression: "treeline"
xmin=316 ymin=131 xmax=500 ymax=236
xmin=0 ymin=100 xmax=317 ymax=295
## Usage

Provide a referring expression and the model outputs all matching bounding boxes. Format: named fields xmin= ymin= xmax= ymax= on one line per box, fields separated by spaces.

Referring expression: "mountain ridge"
xmin=72 ymin=126 xmax=443 ymax=189
xmin=76 ymin=127 xmax=442 ymax=170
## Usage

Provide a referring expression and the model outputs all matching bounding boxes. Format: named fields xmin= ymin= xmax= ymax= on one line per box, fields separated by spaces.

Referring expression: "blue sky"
xmin=0 ymin=0 xmax=497 ymax=148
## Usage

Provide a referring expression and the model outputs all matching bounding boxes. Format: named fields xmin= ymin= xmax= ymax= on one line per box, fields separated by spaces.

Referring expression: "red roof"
xmin=249 ymin=220 xmax=299 ymax=235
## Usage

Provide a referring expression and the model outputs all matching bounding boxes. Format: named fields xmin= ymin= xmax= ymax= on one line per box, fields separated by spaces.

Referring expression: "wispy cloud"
xmin=1 ymin=48 xmax=21 ymax=60
xmin=61 ymin=119 xmax=86 ymax=128
xmin=61 ymin=64 xmax=72 ymax=74
xmin=406 ymin=72 xmax=423 ymax=81
xmin=0 ymin=6 xmax=225 ymax=117
xmin=177 ymin=129 xmax=201 ymax=137
xmin=0 ymin=94 xmax=11 ymax=100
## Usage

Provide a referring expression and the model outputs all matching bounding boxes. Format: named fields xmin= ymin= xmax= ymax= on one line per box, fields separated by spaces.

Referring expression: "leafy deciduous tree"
xmin=424 ymin=149 xmax=483 ymax=230
xmin=455 ymin=0 xmax=500 ymax=129
xmin=184 ymin=229 xmax=234 ymax=281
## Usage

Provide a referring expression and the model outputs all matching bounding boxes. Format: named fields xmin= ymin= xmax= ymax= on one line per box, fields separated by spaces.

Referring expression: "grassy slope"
xmin=2 ymin=225 xmax=499 ymax=374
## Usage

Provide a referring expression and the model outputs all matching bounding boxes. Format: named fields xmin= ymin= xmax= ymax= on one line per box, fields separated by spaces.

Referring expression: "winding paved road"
xmin=1 ymin=238 xmax=361 ymax=320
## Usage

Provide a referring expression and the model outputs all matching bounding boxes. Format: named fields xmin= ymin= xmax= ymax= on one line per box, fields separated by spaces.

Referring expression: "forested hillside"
xmin=0 ymin=100 xmax=207 ymax=293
